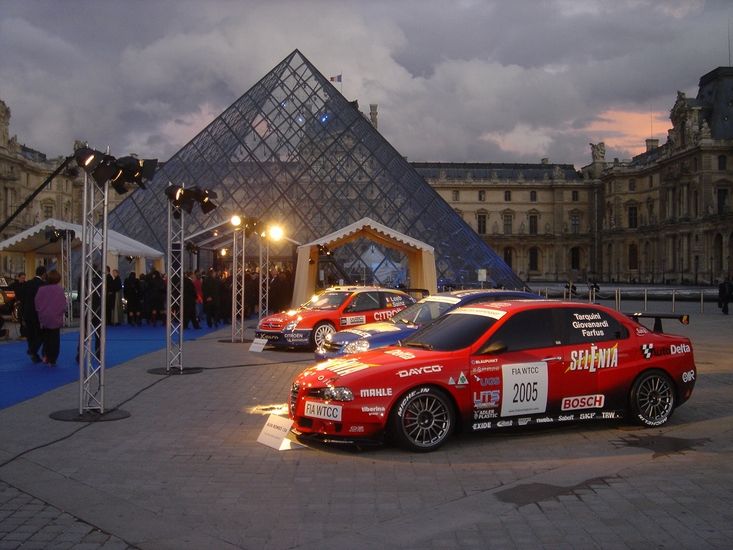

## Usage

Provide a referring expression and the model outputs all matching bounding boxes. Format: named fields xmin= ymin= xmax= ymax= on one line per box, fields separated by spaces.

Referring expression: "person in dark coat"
xmin=35 ymin=269 xmax=66 ymax=366
xmin=144 ymin=270 xmax=165 ymax=326
xmin=124 ymin=272 xmax=142 ymax=326
xmin=202 ymin=269 xmax=222 ymax=327
xmin=21 ymin=265 xmax=46 ymax=362
xmin=105 ymin=266 xmax=116 ymax=325
xmin=10 ymin=272 xmax=26 ymax=334
xmin=183 ymin=272 xmax=200 ymax=329
xmin=719 ymin=277 xmax=732 ymax=315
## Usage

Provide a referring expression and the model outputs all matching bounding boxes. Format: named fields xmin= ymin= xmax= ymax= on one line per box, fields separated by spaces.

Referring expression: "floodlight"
xmin=73 ymin=147 xmax=104 ymax=171
xmin=231 ymin=215 xmax=242 ymax=227
xmin=116 ymin=156 xmax=158 ymax=189
xmin=91 ymin=155 xmax=119 ymax=187
xmin=268 ymin=225 xmax=284 ymax=241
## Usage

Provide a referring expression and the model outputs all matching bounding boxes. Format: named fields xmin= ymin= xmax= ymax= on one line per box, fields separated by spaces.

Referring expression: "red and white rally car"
xmin=256 ymin=286 xmax=414 ymax=350
xmin=288 ymin=300 xmax=696 ymax=452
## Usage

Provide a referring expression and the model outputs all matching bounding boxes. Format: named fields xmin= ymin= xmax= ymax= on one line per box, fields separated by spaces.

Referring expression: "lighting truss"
xmin=231 ymin=227 xmax=246 ymax=342
xmin=166 ymin=200 xmax=184 ymax=372
xmin=78 ymin=172 xmax=108 ymax=414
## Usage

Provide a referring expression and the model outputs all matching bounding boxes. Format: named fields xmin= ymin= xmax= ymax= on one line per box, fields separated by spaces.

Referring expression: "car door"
xmin=469 ymin=308 xmax=561 ymax=427
xmin=339 ymin=291 xmax=381 ymax=328
xmin=554 ymin=306 xmax=630 ymax=419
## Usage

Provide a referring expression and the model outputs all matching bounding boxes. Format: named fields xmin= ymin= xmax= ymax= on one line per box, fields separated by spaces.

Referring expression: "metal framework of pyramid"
xmin=108 ymin=49 xmax=523 ymax=289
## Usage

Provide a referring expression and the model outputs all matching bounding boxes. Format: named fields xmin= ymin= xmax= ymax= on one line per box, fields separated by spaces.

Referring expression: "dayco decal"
xmin=359 ymin=388 xmax=393 ymax=398
xmin=566 ymin=343 xmax=618 ymax=373
xmin=682 ymin=370 xmax=695 ymax=383
xmin=397 ymin=365 xmax=443 ymax=378
xmin=373 ymin=310 xmax=398 ymax=321
xmin=385 ymin=349 xmax=416 ymax=360
xmin=561 ymin=394 xmax=605 ymax=411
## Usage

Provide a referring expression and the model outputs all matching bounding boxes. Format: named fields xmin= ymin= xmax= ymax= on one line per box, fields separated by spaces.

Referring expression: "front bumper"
xmin=255 ymin=328 xmax=312 ymax=348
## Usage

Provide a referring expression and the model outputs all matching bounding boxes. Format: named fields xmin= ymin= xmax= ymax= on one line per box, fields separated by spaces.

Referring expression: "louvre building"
xmin=107 ymin=50 xmax=523 ymax=290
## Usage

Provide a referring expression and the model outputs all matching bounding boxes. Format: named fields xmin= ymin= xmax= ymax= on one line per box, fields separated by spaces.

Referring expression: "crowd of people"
xmin=8 ymin=264 xmax=295 ymax=367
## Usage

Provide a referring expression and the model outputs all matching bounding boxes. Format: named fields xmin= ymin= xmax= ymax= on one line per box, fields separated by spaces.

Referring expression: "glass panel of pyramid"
xmin=108 ymin=49 xmax=523 ymax=289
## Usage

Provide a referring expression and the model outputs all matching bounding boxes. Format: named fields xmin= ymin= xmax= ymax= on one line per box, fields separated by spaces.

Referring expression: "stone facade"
xmin=0 ymin=100 xmax=125 ymax=276
xmin=417 ymin=66 xmax=733 ymax=285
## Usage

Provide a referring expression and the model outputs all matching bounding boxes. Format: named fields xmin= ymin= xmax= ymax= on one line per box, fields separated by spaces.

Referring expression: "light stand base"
xmin=147 ymin=367 xmax=203 ymax=375
xmin=49 ymin=409 xmax=131 ymax=422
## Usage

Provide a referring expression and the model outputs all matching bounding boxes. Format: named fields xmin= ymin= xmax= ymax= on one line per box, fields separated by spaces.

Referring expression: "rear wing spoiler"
xmin=625 ymin=312 xmax=690 ymax=333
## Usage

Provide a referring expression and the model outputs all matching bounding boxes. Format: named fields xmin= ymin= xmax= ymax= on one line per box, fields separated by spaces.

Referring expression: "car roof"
xmin=323 ymin=286 xmax=407 ymax=294
xmin=450 ymin=299 xmax=616 ymax=316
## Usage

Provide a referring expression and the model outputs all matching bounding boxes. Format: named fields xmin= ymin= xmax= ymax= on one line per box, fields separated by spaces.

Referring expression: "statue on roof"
xmin=590 ymin=142 xmax=606 ymax=162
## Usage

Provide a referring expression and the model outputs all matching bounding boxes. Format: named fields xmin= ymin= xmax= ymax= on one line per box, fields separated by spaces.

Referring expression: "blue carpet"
xmin=0 ymin=323 xmax=221 ymax=410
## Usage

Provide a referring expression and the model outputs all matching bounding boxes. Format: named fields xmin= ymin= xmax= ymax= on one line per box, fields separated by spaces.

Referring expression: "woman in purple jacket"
xmin=34 ymin=269 xmax=66 ymax=366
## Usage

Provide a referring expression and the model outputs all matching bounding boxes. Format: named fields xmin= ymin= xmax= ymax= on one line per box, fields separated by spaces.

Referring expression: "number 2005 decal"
xmin=500 ymin=362 xmax=548 ymax=417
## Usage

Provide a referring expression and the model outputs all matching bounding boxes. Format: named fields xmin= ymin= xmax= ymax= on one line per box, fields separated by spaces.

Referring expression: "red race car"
xmin=289 ymin=300 xmax=696 ymax=452
xmin=256 ymin=286 xmax=414 ymax=350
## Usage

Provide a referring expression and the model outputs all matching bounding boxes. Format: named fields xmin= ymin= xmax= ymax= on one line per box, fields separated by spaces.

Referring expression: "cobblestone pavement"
xmin=0 ymin=308 xmax=732 ymax=549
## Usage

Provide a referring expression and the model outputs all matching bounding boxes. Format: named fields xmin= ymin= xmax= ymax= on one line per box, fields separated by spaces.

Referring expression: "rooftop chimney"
xmin=645 ymin=138 xmax=659 ymax=152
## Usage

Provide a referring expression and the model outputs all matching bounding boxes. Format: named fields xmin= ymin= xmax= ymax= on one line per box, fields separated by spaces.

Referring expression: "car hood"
xmin=296 ymin=347 xmax=449 ymax=385
xmin=330 ymin=322 xmax=409 ymax=343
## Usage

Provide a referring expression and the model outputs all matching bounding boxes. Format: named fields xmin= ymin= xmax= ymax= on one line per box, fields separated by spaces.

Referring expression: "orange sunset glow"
xmin=586 ymin=109 xmax=670 ymax=157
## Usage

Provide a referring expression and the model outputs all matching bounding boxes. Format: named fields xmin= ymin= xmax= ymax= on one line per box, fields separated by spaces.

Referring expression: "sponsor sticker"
xmin=304 ymin=401 xmax=343 ymax=421
xmin=448 ymin=307 xmax=506 ymax=319
xmin=385 ymin=349 xmax=416 ymax=360
xmin=473 ymin=390 xmax=500 ymax=409
xmin=474 ymin=375 xmax=501 ymax=387
xmin=567 ymin=343 xmax=618 ymax=373
xmin=359 ymin=388 xmax=393 ymax=398
xmin=473 ymin=409 xmax=498 ymax=420
xmin=397 ymin=365 xmax=443 ymax=378
xmin=361 ymin=405 xmax=385 ymax=416
xmin=349 ymin=425 xmax=365 ymax=433
xmin=682 ymin=370 xmax=695 ymax=383
xmin=341 ymin=315 xmax=367 ymax=326
xmin=448 ymin=372 xmax=469 ymax=386
xmin=570 ymin=311 xmax=609 ymax=337
xmin=316 ymin=357 xmax=374 ymax=376
xmin=561 ymin=394 xmax=605 ymax=411
xmin=472 ymin=422 xmax=492 ymax=430
xmin=374 ymin=310 xmax=398 ymax=321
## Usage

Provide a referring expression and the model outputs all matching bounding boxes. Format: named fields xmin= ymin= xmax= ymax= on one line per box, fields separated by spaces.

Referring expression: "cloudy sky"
xmin=1 ymin=0 xmax=731 ymax=168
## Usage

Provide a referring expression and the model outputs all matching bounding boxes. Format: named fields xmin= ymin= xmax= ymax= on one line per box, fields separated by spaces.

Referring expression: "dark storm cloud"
xmin=0 ymin=0 xmax=729 ymax=168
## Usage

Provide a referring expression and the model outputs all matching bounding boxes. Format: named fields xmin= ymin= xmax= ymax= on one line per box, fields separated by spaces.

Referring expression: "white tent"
xmin=0 ymin=218 xmax=163 ymax=275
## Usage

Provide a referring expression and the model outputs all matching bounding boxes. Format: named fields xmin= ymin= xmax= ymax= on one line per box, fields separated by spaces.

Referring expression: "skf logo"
xmin=561 ymin=394 xmax=605 ymax=411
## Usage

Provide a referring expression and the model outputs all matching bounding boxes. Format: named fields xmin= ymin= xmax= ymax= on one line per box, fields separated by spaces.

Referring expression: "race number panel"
xmin=501 ymin=362 xmax=548 ymax=416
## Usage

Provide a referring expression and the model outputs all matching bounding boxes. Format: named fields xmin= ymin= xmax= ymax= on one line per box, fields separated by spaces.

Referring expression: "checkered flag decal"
xmin=641 ymin=343 xmax=654 ymax=360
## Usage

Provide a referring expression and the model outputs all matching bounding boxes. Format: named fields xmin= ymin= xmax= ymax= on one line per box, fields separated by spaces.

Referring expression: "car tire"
xmin=630 ymin=370 xmax=675 ymax=427
xmin=390 ymin=386 xmax=454 ymax=452
xmin=310 ymin=321 xmax=335 ymax=350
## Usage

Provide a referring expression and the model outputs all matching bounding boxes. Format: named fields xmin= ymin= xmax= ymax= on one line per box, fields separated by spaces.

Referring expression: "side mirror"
xmin=479 ymin=341 xmax=507 ymax=355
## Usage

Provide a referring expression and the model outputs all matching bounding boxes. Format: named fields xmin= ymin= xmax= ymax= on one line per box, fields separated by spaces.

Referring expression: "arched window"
xmin=529 ymin=247 xmax=539 ymax=271
xmin=718 ymin=155 xmax=727 ymax=171
xmin=628 ymin=244 xmax=638 ymax=270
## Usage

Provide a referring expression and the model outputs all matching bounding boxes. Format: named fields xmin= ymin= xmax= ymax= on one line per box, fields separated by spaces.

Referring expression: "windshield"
xmin=303 ymin=291 xmax=351 ymax=310
xmin=401 ymin=313 xmax=498 ymax=351
xmin=392 ymin=300 xmax=454 ymax=326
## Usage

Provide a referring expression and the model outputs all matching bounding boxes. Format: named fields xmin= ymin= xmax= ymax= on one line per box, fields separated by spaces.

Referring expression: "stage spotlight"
xmin=116 ymin=156 xmax=158 ymax=189
xmin=45 ymin=227 xmax=62 ymax=243
xmin=91 ymin=155 xmax=118 ymax=187
xmin=73 ymin=147 xmax=104 ymax=171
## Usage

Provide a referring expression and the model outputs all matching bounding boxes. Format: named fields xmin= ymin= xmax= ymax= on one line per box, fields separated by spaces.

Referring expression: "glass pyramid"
xmin=108 ymin=49 xmax=523 ymax=289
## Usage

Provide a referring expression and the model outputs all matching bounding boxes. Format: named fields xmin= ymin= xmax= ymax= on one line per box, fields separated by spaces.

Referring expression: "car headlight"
xmin=343 ymin=340 xmax=370 ymax=354
xmin=284 ymin=321 xmax=298 ymax=331
xmin=323 ymin=387 xmax=354 ymax=402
